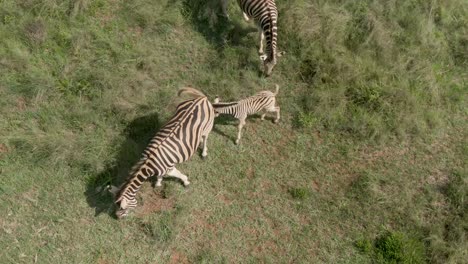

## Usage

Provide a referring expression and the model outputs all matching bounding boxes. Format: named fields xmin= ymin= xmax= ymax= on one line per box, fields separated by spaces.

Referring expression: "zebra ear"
xmin=214 ymin=96 xmax=220 ymax=103
xmin=278 ymin=51 xmax=286 ymax=57
xmin=108 ymin=185 xmax=119 ymax=196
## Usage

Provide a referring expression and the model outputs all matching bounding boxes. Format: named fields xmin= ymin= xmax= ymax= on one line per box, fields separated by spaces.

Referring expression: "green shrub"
xmin=356 ymin=238 xmax=373 ymax=254
xmin=346 ymin=84 xmax=383 ymax=111
xmin=357 ymin=230 xmax=427 ymax=264
xmin=296 ymin=112 xmax=318 ymax=129
xmin=288 ymin=187 xmax=310 ymax=200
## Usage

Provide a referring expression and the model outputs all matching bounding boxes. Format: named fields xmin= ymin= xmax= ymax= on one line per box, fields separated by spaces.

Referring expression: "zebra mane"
xmin=115 ymin=157 xmax=147 ymax=203
xmin=178 ymin=87 xmax=206 ymax=98
xmin=266 ymin=5 xmax=276 ymax=62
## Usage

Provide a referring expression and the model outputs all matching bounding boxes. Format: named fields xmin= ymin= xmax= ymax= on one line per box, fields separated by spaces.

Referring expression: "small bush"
xmin=346 ymin=85 xmax=383 ymax=111
xmin=288 ymin=187 xmax=310 ymax=200
xmin=356 ymin=238 xmax=373 ymax=254
xmin=357 ymin=230 xmax=427 ymax=264
xmin=296 ymin=112 xmax=318 ymax=129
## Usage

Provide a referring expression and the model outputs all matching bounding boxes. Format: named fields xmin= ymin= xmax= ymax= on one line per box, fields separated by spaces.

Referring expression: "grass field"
xmin=0 ymin=0 xmax=467 ymax=263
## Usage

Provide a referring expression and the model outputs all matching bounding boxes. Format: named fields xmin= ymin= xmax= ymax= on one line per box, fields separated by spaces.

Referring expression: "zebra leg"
xmin=261 ymin=112 xmax=266 ymax=120
xmin=258 ymin=29 xmax=265 ymax=55
xmin=243 ymin=12 xmax=250 ymax=21
xmin=201 ymin=134 xmax=209 ymax=158
xmin=265 ymin=106 xmax=280 ymax=123
xmin=166 ymin=167 xmax=190 ymax=186
xmin=273 ymin=106 xmax=280 ymax=123
xmin=235 ymin=118 xmax=246 ymax=145
xmin=155 ymin=174 xmax=163 ymax=187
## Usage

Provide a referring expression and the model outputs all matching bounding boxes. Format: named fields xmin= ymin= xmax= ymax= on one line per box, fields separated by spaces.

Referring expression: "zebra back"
xmin=213 ymin=85 xmax=279 ymax=118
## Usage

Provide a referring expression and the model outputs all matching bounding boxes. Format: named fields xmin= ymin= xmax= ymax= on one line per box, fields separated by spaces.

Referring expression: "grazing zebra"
xmin=221 ymin=0 xmax=284 ymax=76
xmin=111 ymin=87 xmax=215 ymax=219
xmin=213 ymin=84 xmax=280 ymax=144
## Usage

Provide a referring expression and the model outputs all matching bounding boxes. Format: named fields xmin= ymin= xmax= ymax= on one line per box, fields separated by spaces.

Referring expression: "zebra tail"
xmin=178 ymin=87 xmax=206 ymax=98
xmin=274 ymin=84 xmax=280 ymax=95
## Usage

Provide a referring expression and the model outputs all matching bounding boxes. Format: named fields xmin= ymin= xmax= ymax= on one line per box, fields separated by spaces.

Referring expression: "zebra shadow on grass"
xmin=181 ymin=0 xmax=256 ymax=50
xmin=180 ymin=0 xmax=263 ymax=74
xmin=85 ymin=113 xmax=163 ymax=218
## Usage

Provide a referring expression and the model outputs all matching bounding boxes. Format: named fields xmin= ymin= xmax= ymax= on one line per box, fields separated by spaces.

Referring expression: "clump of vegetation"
xmin=288 ymin=187 xmax=310 ymax=200
xmin=139 ymin=213 xmax=174 ymax=243
xmin=295 ymin=111 xmax=318 ymax=129
xmin=357 ymin=230 xmax=426 ymax=264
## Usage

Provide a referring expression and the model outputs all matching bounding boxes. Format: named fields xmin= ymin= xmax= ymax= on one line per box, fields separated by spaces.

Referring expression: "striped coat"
xmin=222 ymin=0 xmax=284 ymax=76
xmin=113 ymin=88 xmax=214 ymax=218
xmin=213 ymin=84 xmax=280 ymax=144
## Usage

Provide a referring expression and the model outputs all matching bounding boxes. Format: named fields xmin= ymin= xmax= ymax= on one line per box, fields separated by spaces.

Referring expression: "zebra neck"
xmin=117 ymin=160 xmax=151 ymax=201
xmin=266 ymin=9 xmax=277 ymax=63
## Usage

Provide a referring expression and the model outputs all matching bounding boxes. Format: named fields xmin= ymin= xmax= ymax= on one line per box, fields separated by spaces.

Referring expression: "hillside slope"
xmin=0 ymin=0 xmax=466 ymax=263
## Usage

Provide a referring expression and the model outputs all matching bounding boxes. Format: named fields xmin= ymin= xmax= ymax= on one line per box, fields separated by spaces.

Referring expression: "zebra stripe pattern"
xmin=222 ymin=0 xmax=283 ymax=76
xmin=113 ymin=88 xmax=215 ymax=219
xmin=213 ymin=84 xmax=280 ymax=144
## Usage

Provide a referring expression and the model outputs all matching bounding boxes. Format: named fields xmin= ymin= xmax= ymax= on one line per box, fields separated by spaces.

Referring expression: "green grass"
xmin=0 ymin=0 xmax=467 ymax=263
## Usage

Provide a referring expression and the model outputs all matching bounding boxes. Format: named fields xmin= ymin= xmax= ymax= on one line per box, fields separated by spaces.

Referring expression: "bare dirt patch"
xmin=136 ymin=189 xmax=175 ymax=217
xmin=0 ymin=144 xmax=8 ymax=154
xmin=168 ymin=251 xmax=189 ymax=264
xmin=16 ymin=97 xmax=27 ymax=111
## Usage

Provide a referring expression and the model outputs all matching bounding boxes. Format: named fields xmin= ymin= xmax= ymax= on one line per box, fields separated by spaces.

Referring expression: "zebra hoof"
xmin=183 ymin=181 xmax=190 ymax=187
xmin=274 ymin=119 xmax=279 ymax=124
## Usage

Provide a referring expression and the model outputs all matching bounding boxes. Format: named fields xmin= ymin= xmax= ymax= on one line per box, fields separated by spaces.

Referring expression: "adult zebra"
xmin=222 ymin=0 xmax=284 ymax=76
xmin=111 ymin=87 xmax=215 ymax=219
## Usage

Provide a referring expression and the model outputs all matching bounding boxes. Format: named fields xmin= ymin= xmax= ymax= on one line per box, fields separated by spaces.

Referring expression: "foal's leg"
xmin=201 ymin=134 xmax=209 ymax=158
xmin=235 ymin=118 xmax=246 ymax=145
xmin=273 ymin=106 xmax=280 ymax=123
xmin=265 ymin=105 xmax=280 ymax=123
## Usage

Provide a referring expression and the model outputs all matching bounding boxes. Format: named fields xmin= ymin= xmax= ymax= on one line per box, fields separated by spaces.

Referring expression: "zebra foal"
xmin=221 ymin=0 xmax=284 ymax=76
xmin=110 ymin=87 xmax=215 ymax=219
xmin=213 ymin=84 xmax=280 ymax=144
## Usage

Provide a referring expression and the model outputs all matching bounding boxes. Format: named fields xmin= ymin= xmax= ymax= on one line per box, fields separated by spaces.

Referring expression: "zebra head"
xmin=109 ymin=185 xmax=138 ymax=219
xmin=115 ymin=196 xmax=137 ymax=219
xmin=262 ymin=51 xmax=285 ymax=76
xmin=263 ymin=59 xmax=276 ymax=77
